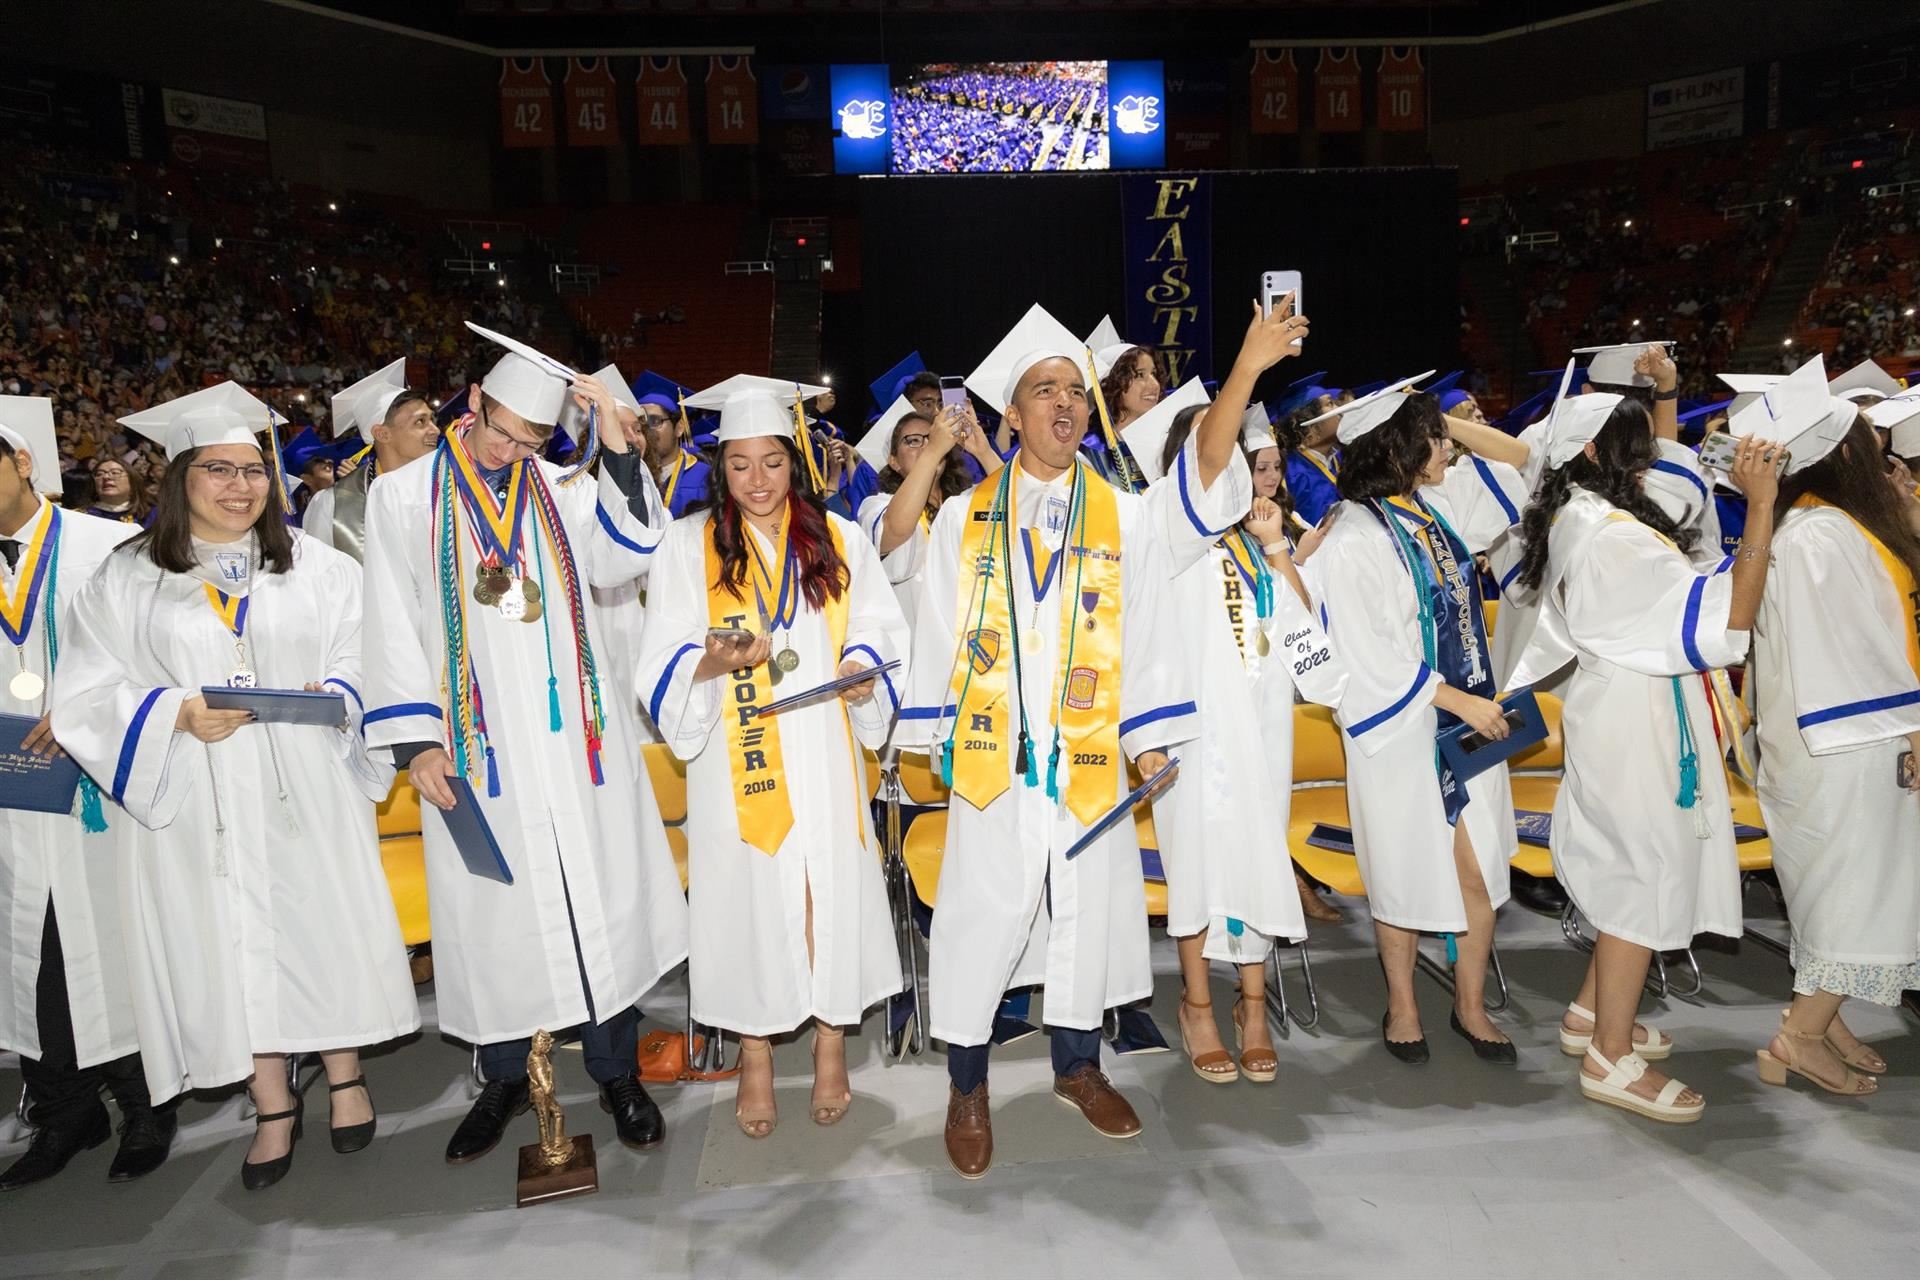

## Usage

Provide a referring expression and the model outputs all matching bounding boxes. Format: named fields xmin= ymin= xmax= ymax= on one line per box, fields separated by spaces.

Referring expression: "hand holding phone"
xmin=939 ymin=375 xmax=969 ymax=412
xmin=1261 ymin=271 xmax=1304 ymax=348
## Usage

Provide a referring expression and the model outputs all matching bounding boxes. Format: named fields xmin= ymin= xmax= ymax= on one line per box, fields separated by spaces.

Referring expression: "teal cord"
xmin=532 ymin=509 xmax=562 ymax=733
xmin=1671 ymin=676 xmax=1699 ymax=808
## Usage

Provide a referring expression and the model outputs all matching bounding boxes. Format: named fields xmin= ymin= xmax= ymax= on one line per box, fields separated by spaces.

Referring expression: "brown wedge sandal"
xmin=1232 ymin=997 xmax=1278 ymax=1084
xmin=1177 ymin=996 xmax=1239 ymax=1084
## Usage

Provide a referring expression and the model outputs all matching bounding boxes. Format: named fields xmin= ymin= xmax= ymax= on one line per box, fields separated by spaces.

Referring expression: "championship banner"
xmin=563 ymin=56 xmax=619 ymax=146
xmin=1250 ymin=50 xmax=1298 ymax=135
xmin=1313 ymin=47 xmax=1362 ymax=133
xmin=1646 ymin=67 xmax=1744 ymax=151
xmin=635 ymin=56 xmax=692 ymax=144
xmin=706 ymin=55 xmax=759 ymax=144
xmin=500 ymin=57 xmax=555 ymax=148
xmin=1122 ymin=175 xmax=1213 ymax=385
xmin=1376 ymin=48 xmax=1426 ymax=132
xmin=161 ymin=88 xmax=270 ymax=174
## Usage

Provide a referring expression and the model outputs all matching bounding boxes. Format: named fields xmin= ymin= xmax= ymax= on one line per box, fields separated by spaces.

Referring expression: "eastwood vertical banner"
xmin=1122 ymin=175 xmax=1212 ymax=385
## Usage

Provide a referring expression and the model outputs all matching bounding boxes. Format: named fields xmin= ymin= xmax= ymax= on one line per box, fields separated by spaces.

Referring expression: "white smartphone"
xmin=939 ymin=375 xmax=969 ymax=412
xmin=1699 ymin=429 xmax=1788 ymax=474
xmin=1261 ymin=270 xmax=1304 ymax=347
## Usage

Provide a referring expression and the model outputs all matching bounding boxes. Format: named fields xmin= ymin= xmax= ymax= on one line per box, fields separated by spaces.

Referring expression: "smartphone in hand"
xmin=1261 ymin=270 xmax=1304 ymax=347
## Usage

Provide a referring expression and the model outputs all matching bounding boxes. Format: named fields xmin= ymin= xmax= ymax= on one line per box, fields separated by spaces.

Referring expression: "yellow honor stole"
xmin=1219 ymin=530 xmax=1275 ymax=660
xmin=946 ymin=460 xmax=1124 ymax=826
xmin=1799 ymin=495 xmax=1920 ymax=679
xmin=704 ymin=516 xmax=859 ymax=855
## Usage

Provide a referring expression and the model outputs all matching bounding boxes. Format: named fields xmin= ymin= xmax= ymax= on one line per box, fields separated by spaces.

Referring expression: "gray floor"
xmin=2 ymin=893 xmax=1916 ymax=1280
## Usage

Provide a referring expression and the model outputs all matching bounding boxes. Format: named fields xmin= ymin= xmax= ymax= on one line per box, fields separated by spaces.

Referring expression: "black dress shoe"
xmin=599 ymin=1072 xmax=664 ymax=1151
xmin=444 ymin=1078 xmax=530 ymax=1165
xmin=1450 ymin=1011 xmax=1519 ymax=1064
xmin=240 ymin=1094 xmax=304 ymax=1192
xmin=1381 ymin=1012 xmax=1430 ymax=1065
xmin=107 ymin=1105 xmax=177 ymax=1183
xmin=328 ymin=1075 xmax=376 ymax=1155
xmin=1510 ymin=868 xmax=1569 ymax=917
xmin=0 ymin=1107 xmax=111 ymax=1191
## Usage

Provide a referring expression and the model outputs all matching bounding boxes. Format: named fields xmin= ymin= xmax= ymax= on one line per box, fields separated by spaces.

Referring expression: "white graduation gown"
xmin=1306 ymin=469 xmax=1520 ymax=933
xmin=895 ymin=438 xmax=1241 ymax=1045
xmin=856 ymin=491 xmax=934 ymax=636
xmin=636 ymin=512 xmax=908 ymax=1036
xmin=1509 ymin=490 xmax=1746 ymax=950
xmin=301 ymin=485 xmax=336 ymax=548
xmin=1753 ymin=505 xmax=1920 ymax=976
xmin=1146 ymin=530 xmax=1346 ymax=961
xmin=361 ymin=451 xmax=687 ymax=1045
xmin=1 ymin=505 xmax=140 ymax=1067
xmin=50 ymin=533 xmax=419 ymax=1101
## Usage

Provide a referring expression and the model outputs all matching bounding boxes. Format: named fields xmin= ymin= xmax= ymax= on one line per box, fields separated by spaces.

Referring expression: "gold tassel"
xmin=793 ymin=388 xmax=828 ymax=494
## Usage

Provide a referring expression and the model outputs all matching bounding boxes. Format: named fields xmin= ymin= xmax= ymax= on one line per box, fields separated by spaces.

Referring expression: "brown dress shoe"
xmin=1052 ymin=1066 xmax=1142 ymax=1138
xmin=1295 ymin=868 xmax=1344 ymax=923
xmin=945 ymin=1083 xmax=992 ymax=1179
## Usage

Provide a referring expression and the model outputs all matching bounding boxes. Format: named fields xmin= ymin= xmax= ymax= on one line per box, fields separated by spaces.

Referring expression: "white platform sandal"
xmin=1559 ymin=1001 xmax=1672 ymax=1061
xmin=1579 ymin=1046 xmax=1703 ymax=1124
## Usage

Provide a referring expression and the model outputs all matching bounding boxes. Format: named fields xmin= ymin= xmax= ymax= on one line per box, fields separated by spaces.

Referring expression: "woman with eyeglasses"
xmin=80 ymin=458 xmax=151 ymax=526
xmin=857 ymin=403 xmax=1002 ymax=631
xmin=51 ymin=382 xmax=418 ymax=1191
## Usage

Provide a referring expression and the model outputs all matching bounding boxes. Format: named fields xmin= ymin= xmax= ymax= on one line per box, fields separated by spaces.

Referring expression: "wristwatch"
xmin=1652 ymin=386 xmax=1680 ymax=401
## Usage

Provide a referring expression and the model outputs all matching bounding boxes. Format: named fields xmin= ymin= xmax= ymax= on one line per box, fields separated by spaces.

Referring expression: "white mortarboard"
xmin=1828 ymin=358 xmax=1903 ymax=402
xmin=1241 ymin=401 xmax=1269 ymax=436
xmin=1301 ymin=370 xmax=1435 ymax=446
xmin=682 ymin=373 xmax=831 ymax=444
xmin=1728 ymin=353 xmax=1854 ymax=476
xmin=1715 ymin=371 xmax=1781 ymax=418
xmin=562 ymin=362 xmax=643 ymax=441
xmin=1864 ymin=389 xmax=1920 ymax=453
xmin=1093 ymin=342 xmax=1138 ymax=380
xmin=332 ymin=358 xmax=408 ymax=438
xmin=965 ymin=304 xmax=1086 ymax=415
xmin=119 ymin=381 xmax=272 ymax=460
xmin=0 ymin=395 xmax=61 ymax=495
xmin=1085 ymin=315 xmax=1124 ymax=354
xmin=466 ymin=321 xmax=579 ymax=427
xmin=855 ymin=395 xmax=920 ymax=473
xmin=1541 ymin=393 xmax=1625 ymax=468
xmin=1119 ymin=379 xmax=1211 ymax=485
xmin=1572 ymin=341 xmax=1673 ymax=389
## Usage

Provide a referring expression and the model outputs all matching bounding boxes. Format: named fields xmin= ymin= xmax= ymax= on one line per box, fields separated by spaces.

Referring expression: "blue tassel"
xmin=78 ymin=780 xmax=107 ymax=834
xmin=547 ymin=677 xmax=563 ymax=733
xmin=1444 ymin=932 xmax=1459 ymax=965
xmin=1045 ymin=745 xmax=1061 ymax=801
xmin=1226 ymin=917 xmax=1245 ymax=937
xmin=485 ymin=746 xmax=501 ymax=798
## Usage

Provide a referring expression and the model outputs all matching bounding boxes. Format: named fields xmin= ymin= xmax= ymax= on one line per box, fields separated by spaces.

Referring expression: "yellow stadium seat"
xmin=379 ymin=836 xmax=431 ymax=948
xmin=377 ymin=778 xmax=422 ymax=839
xmin=864 ymin=749 xmax=883 ymax=800
xmin=903 ymin=810 xmax=947 ymax=909
xmin=1285 ymin=787 xmax=1366 ymax=898
xmin=665 ymin=827 xmax=689 ymax=892
xmin=1143 ymin=881 xmax=1169 ymax=917
xmin=640 ymin=743 xmax=689 ymax=824
xmin=1291 ymin=704 xmax=1346 ymax=783
xmin=1726 ymin=773 xmax=1766 ymax=830
xmin=1482 ymin=599 xmax=1499 ymax=636
xmin=1133 ymin=804 xmax=1158 ymax=852
xmin=1510 ymin=691 xmax=1564 ymax=772
xmin=1507 ymin=773 xmax=1560 ymax=878
xmin=897 ymin=750 xmax=950 ymax=807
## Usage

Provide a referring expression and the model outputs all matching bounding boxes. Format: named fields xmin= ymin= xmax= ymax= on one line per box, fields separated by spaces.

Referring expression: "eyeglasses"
xmin=897 ymin=433 xmax=931 ymax=450
xmin=477 ymin=406 xmax=549 ymax=457
xmin=641 ymin=411 xmax=673 ymax=427
xmin=188 ymin=461 xmax=272 ymax=485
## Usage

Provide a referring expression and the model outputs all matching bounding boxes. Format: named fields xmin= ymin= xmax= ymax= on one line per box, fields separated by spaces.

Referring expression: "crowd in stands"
xmin=891 ymin=62 xmax=1108 ymax=173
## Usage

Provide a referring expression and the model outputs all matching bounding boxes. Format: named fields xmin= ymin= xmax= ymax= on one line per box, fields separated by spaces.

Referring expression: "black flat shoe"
xmin=328 ymin=1076 xmax=376 ymax=1154
xmin=1450 ymin=1011 xmax=1518 ymax=1064
xmin=1382 ymin=1012 xmax=1430 ymax=1065
xmin=444 ymin=1078 xmax=530 ymax=1165
xmin=1510 ymin=869 xmax=1570 ymax=917
xmin=107 ymin=1105 xmax=177 ymax=1183
xmin=241 ymin=1095 xmax=304 ymax=1192
xmin=599 ymin=1072 xmax=665 ymax=1151
xmin=0 ymin=1106 xmax=111 ymax=1192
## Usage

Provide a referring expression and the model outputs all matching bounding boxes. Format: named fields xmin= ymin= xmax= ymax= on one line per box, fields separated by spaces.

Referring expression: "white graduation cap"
xmin=1573 ymin=340 xmax=1673 ymax=389
xmin=965 ymin=303 xmax=1087 ymax=415
xmin=1828 ymin=358 xmax=1903 ymax=403
xmin=1715 ymin=371 xmax=1782 ymax=418
xmin=1302 ymin=370 xmax=1435 ymax=446
xmin=119 ymin=381 xmax=272 ymax=460
xmin=0 ymin=395 xmax=61 ymax=495
xmin=1728 ymin=353 xmax=1854 ymax=476
xmin=562 ymin=362 xmax=643 ymax=442
xmin=1240 ymin=401 xmax=1269 ymax=435
xmin=466 ymin=321 xmax=579 ymax=427
xmin=1085 ymin=315 xmax=1124 ymax=355
xmin=332 ymin=358 xmax=409 ymax=438
xmin=1093 ymin=342 xmax=1138 ymax=380
xmin=855 ymin=395 xmax=921 ymax=473
xmin=1119 ymin=378 xmax=1211 ymax=484
xmin=1864 ymin=389 xmax=1920 ymax=454
xmin=1541 ymin=394 xmax=1625 ymax=468
xmin=682 ymin=373 xmax=831 ymax=445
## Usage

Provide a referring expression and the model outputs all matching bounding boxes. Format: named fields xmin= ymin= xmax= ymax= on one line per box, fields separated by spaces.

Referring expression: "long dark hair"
xmin=1337 ymin=393 xmax=1447 ymax=502
xmin=1244 ymin=437 xmax=1296 ymax=528
xmin=710 ymin=436 xmax=848 ymax=610
xmin=877 ymin=411 xmax=971 ymax=516
xmin=133 ymin=444 xmax=295 ymax=575
xmin=1779 ymin=411 xmax=1920 ymax=586
xmin=1516 ymin=398 xmax=1694 ymax=590
xmin=1099 ymin=345 xmax=1164 ymax=421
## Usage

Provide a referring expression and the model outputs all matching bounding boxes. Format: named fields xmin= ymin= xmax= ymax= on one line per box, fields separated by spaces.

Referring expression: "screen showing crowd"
xmin=889 ymin=61 xmax=1115 ymax=174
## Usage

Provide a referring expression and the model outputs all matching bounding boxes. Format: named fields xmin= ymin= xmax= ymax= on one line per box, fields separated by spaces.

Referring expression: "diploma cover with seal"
xmin=0 ymin=713 xmax=81 ymax=815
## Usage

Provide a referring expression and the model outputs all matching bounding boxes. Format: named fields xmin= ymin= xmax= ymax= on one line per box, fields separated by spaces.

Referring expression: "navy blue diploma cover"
xmin=1062 ymin=756 xmax=1179 ymax=861
xmin=0 ymin=713 xmax=82 ymax=816
xmin=200 ymin=687 xmax=347 ymax=726
xmin=443 ymin=775 xmax=513 ymax=884
xmin=1436 ymin=689 xmax=1547 ymax=784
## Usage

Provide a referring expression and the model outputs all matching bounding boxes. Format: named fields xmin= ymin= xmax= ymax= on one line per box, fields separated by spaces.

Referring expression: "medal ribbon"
xmin=0 ymin=503 xmax=56 ymax=647
xmin=745 ymin=521 xmax=797 ymax=632
xmin=202 ymin=584 xmax=250 ymax=640
xmin=446 ymin=428 xmax=528 ymax=568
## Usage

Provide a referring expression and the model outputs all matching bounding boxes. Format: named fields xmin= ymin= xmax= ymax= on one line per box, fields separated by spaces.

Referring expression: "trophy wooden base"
xmin=515 ymin=1134 xmax=598 ymax=1207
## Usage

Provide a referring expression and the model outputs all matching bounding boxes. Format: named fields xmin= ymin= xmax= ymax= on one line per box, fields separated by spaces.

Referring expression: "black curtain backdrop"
xmin=843 ymin=168 xmax=1458 ymax=415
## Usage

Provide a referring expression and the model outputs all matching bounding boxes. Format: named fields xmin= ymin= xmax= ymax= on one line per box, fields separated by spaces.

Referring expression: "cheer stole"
xmin=946 ymin=462 xmax=1124 ymax=826
xmin=1799 ymin=495 xmax=1920 ymax=679
xmin=703 ymin=517 xmax=861 ymax=855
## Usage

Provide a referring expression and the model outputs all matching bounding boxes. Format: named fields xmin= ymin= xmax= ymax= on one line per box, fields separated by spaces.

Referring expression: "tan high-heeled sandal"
xmin=810 ymin=1026 xmax=853 ymax=1126
xmin=1822 ymin=1014 xmax=1888 ymax=1074
xmin=1177 ymin=996 xmax=1239 ymax=1084
xmin=1756 ymin=1013 xmax=1878 ymax=1097
xmin=734 ymin=1039 xmax=778 ymax=1139
xmin=1294 ymin=867 xmax=1344 ymax=923
xmin=1232 ymin=997 xmax=1278 ymax=1084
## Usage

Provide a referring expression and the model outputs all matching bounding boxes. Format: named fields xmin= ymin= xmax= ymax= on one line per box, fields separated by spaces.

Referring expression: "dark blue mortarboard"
xmin=1494 ymin=384 xmax=1558 ymax=434
xmin=1424 ymin=370 xmax=1464 ymax=396
xmin=328 ymin=432 xmax=368 ymax=464
xmin=1273 ymin=369 xmax=1330 ymax=418
xmin=281 ymin=427 xmax=331 ymax=474
xmin=869 ymin=351 xmax=926 ymax=413
xmin=435 ymin=387 xmax=472 ymax=427
xmin=633 ymin=369 xmax=691 ymax=409
xmin=1350 ymin=378 xmax=1392 ymax=398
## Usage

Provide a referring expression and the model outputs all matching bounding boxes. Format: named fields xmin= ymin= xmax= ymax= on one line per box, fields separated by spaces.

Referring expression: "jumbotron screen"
xmin=889 ymin=61 xmax=1118 ymax=174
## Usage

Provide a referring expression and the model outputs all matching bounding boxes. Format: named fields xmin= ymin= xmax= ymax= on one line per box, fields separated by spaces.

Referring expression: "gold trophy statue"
xmin=514 ymin=1029 xmax=599 ymax=1206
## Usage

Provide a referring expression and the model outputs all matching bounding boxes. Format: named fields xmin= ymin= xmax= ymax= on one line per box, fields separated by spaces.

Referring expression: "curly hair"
xmin=1098 ymin=346 xmax=1165 ymax=421
xmin=1275 ymin=394 xmax=1337 ymax=453
xmin=1336 ymin=393 xmax=1447 ymax=502
xmin=709 ymin=437 xmax=848 ymax=610
xmin=1515 ymin=398 xmax=1695 ymax=591
xmin=1779 ymin=410 xmax=1920 ymax=586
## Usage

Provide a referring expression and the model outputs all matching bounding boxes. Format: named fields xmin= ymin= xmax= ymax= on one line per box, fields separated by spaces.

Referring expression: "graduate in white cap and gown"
xmin=1118 ymin=302 xmax=1348 ymax=1087
xmin=1747 ymin=360 xmax=1920 ymax=1098
xmin=893 ymin=301 xmax=1251 ymax=1179
xmin=0 ymin=397 xmax=170 ymax=1192
xmin=634 ymin=374 xmax=909 ymax=1138
xmin=49 ymin=381 xmax=418 ymax=1191
xmin=1302 ymin=376 xmax=1525 ymax=1067
xmin=303 ymin=359 xmax=440 ymax=561
xmin=359 ymin=324 xmax=685 ymax=1165
xmin=1507 ymin=375 xmax=1784 ymax=1122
